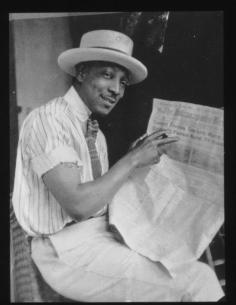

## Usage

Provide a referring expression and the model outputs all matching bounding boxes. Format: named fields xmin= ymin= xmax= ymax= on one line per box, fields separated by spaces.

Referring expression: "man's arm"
xmin=42 ymin=130 xmax=178 ymax=221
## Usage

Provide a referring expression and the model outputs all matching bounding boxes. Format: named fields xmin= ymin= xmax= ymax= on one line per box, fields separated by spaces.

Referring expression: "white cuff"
xmin=31 ymin=145 xmax=83 ymax=177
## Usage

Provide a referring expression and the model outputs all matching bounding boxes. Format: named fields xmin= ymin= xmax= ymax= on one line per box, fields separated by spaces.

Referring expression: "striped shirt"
xmin=12 ymin=86 xmax=109 ymax=237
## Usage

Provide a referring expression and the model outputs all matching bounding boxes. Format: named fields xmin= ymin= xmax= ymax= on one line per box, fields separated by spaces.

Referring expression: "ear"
xmin=76 ymin=71 xmax=86 ymax=83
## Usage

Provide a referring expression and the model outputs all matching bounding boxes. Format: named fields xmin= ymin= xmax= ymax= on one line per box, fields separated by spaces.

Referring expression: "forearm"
xmin=43 ymin=129 xmax=178 ymax=221
xmin=73 ymin=152 xmax=137 ymax=219
xmin=77 ymin=153 xmax=137 ymax=217
xmin=43 ymin=151 xmax=138 ymax=221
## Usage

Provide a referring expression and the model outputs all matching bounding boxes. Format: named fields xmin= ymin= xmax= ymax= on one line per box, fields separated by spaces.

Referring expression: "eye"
xmin=103 ymin=71 xmax=112 ymax=79
xmin=120 ymin=80 xmax=129 ymax=88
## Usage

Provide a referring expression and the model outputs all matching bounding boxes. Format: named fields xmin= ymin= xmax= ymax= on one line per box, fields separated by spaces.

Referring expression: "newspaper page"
xmin=109 ymin=98 xmax=224 ymax=277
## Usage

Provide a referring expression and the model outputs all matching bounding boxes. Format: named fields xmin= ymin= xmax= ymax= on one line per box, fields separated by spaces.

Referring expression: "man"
xmin=12 ymin=30 xmax=224 ymax=301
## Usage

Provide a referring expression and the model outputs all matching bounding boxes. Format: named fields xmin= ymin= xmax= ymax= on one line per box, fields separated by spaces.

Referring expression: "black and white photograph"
xmin=9 ymin=11 xmax=225 ymax=302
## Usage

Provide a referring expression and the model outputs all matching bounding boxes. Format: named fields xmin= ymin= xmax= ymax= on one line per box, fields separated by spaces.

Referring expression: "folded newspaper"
xmin=108 ymin=98 xmax=224 ymax=277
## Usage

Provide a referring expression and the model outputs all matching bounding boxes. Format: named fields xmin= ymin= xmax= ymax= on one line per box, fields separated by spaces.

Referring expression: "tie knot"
xmin=86 ymin=118 xmax=99 ymax=139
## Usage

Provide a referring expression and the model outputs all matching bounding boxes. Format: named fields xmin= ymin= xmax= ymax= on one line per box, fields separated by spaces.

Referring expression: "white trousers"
xmin=31 ymin=216 xmax=224 ymax=302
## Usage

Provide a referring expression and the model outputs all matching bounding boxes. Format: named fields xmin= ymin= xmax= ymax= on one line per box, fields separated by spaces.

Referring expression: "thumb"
xmin=129 ymin=133 xmax=148 ymax=151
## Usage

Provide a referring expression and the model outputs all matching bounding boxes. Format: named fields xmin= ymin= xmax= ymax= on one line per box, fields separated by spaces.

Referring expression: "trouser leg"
xmin=31 ymin=217 xmax=224 ymax=302
xmin=31 ymin=236 xmax=182 ymax=302
xmin=173 ymin=261 xmax=224 ymax=301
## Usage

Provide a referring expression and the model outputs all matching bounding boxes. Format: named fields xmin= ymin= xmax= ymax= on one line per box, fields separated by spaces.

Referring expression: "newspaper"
xmin=109 ymin=98 xmax=224 ymax=277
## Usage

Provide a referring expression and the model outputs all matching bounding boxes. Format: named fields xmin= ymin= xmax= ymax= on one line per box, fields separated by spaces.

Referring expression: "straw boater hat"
xmin=58 ymin=30 xmax=148 ymax=85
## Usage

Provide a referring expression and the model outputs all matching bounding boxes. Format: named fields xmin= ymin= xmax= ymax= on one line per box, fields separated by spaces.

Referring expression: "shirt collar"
xmin=63 ymin=86 xmax=91 ymax=122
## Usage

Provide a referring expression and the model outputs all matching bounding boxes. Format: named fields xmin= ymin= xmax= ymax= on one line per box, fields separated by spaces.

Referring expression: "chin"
xmin=94 ymin=107 xmax=113 ymax=117
xmin=96 ymin=111 xmax=110 ymax=118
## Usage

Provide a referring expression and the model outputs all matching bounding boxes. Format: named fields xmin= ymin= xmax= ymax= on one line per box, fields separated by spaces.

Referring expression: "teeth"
xmin=102 ymin=96 xmax=115 ymax=103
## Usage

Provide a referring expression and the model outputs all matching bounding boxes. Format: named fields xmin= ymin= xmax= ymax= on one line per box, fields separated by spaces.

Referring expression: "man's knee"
xmin=195 ymin=261 xmax=218 ymax=281
xmin=187 ymin=261 xmax=224 ymax=301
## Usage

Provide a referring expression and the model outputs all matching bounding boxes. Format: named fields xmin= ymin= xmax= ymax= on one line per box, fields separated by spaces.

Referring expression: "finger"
xmin=146 ymin=129 xmax=169 ymax=141
xmin=138 ymin=133 xmax=148 ymax=141
xmin=154 ymin=150 xmax=161 ymax=163
xmin=129 ymin=140 xmax=138 ymax=150
xmin=155 ymin=136 xmax=179 ymax=146
xmin=130 ymin=132 xmax=149 ymax=149
xmin=134 ymin=133 xmax=148 ymax=145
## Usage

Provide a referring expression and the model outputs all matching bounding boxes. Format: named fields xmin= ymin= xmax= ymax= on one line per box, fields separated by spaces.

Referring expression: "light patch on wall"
xmin=12 ymin=17 xmax=73 ymax=129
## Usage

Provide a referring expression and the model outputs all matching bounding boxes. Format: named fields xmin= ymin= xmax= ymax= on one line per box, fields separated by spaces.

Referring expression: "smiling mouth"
xmin=101 ymin=95 xmax=116 ymax=105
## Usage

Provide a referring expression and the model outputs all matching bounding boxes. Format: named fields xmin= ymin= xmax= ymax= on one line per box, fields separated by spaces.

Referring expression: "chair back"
xmin=10 ymin=200 xmax=73 ymax=302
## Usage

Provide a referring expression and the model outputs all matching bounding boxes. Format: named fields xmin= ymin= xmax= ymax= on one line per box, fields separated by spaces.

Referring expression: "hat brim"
xmin=58 ymin=48 xmax=148 ymax=84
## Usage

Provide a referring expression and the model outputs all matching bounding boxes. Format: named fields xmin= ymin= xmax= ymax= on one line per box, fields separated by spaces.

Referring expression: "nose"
xmin=108 ymin=79 xmax=121 ymax=96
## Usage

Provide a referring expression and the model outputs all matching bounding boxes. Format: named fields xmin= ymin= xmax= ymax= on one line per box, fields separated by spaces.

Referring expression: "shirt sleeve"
xmin=21 ymin=106 xmax=83 ymax=178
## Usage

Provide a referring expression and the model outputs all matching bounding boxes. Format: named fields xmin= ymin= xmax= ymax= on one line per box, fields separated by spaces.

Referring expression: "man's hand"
xmin=129 ymin=130 xmax=168 ymax=150
xmin=128 ymin=129 xmax=179 ymax=168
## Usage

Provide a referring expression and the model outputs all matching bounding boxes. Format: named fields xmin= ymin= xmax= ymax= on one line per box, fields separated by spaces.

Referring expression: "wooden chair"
xmin=10 ymin=201 xmax=76 ymax=302
xmin=200 ymin=226 xmax=225 ymax=293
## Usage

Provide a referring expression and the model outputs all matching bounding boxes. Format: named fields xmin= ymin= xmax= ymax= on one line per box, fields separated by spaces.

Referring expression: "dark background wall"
xmin=93 ymin=11 xmax=223 ymax=166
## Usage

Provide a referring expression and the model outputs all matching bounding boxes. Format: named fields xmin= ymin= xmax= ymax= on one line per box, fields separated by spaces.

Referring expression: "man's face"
xmin=77 ymin=62 xmax=129 ymax=116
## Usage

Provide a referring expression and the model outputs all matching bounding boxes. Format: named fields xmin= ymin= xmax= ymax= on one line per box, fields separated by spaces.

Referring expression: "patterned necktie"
xmin=86 ymin=118 xmax=102 ymax=179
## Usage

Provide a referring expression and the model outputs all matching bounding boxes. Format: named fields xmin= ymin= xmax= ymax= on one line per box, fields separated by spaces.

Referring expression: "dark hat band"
xmin=90 ymin=46 xmax=130 ymax=56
